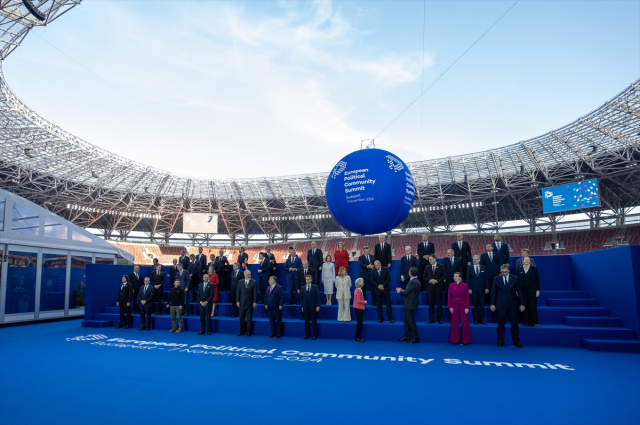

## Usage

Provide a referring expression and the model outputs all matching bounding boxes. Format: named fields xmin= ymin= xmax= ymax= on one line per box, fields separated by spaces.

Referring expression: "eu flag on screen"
xmin=541 ymin=179 xmax=600 ymax=214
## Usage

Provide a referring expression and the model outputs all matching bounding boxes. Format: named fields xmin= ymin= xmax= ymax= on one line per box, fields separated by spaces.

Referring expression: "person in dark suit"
xmin=417 ymin=234 xmax=435 ymax=287
xmin=300 ymin=275 xmax=320 ymax=340
xmin=264 ymin=276 xmax=285 ymax=338
xmin=237 ymin=247 xmax=248 ymax=270
xmin=285 ymin=249 xmax=303 ymax=305
xmin=515 ymin=248 xmax=537 ymax=270
xmin=423 ymin=255 xmax=446 ymax=324
xmin=264 ymin=247 xmax=277 ymax=277
xmin=230 ymin=262 xmax=243 ymax=317
xmin=443 ymin=249 xmax=462 ymax=304
xmin=116 ymin=275 xmax=133 ymax=328
xmin=467 ymin=255 xmax=488 ymax=325
xmin=216 ymin=249 xmax=229 ymax=291
xmin=179 ymin=249 xmax=190 ymax=270
xmin=490 ymin=264 xmax=525 ymax=348
xmin=207 ymin=254 xmax=221 ymax=277
xmin=396 ymin=267 xmax=420 ymax=343
xmin=128 ymin=266 xmax=143 ymax=316
xmin=257 ymin=252 xmax=271 ymax=304
xmin=307 ymin=241 xmax=323 ymax=289
xmin=299 ymin=261 xmax=315 ymax=320
xmin=517 ymin=257 xmax=540 ymax=326
xmin=175 ymin=263 xmax=190 ymax=315
xmin=492 ymin=234 xmax=510 ymax=266
xmin=400 ymin=246 xmax=417 ymax=289
xmin=375 ymin=235 xmax=392 ymax=269
xmin=196 ymin=247 xmax=208 ymax=276
xmin=371 ymin=261 xmax=394 ymax=323
xmin=236 ymin=270 xmax=257 ymax=336
xmin=451 ymin=233 xmax=472 ymax=281
xmin=188 ymin=254 xmax=201 ymax=303
xmin=137 ymin=277 xmax=155 ymax=330
xmin=150 ymin=264 xmax=165 ymax=315
xmin=480 ymin=244 xmax=501 ymax=305
xmin=197 ymin=274 xmax=214 ymax=335
xmin=358 ymin=246 xmax=376 ymax=305
xmin=168 ymin=259 xmax=179 ymax=287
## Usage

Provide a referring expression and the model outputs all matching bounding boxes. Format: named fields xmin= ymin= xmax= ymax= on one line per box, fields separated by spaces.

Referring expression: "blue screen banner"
xmin=542 ymin=179 xmax=600 ymax=214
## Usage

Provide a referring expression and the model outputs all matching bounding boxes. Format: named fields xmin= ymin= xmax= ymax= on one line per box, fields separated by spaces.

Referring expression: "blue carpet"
xmin=1 ymin=321 xmax=639 ymax=425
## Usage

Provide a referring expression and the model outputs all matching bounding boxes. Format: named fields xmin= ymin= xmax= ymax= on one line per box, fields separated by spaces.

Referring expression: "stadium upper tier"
xmin=1 ymin=0 xmax=639 ymax=237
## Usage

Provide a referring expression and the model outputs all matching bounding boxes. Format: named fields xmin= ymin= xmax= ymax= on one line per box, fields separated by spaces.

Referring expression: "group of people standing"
xmin=114 ymin=233 xmax=540 ymax=348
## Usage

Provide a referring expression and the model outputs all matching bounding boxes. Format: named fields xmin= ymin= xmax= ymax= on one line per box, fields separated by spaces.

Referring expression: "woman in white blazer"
xmin=321 ymin=254 xmax=336 ymax=305
xmin=335 ymin=266 xmax=352 ymax=321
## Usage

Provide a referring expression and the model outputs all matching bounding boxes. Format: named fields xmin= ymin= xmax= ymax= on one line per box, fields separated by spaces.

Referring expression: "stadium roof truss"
xmin=1 ymin=0 xmax=639 ymax=242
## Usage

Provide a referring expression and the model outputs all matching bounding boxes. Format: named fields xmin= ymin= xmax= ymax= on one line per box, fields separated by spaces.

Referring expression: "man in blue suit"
xmin=285 ymin=249 xmax=302 ymax=305
xmin=307 ymin=241 xmax=324 ymax=289
xmin=197 ymin=274 xmax=214 ymax=335
xmin=467 ymin=255 xmax=488 ymax=325
xmin=358 ymin=246 xmax=376 ymax=305
xmin=492 ymin=234 xmax=510 ymax=266
xmin=195 ymin=247 xmax=208 ymax=276
xmin=178 ymin=249 xmax=190 ymax=271
xmin=480 ymin=243 xmax=501 ymax=305
xmin=300 ymin=275 xmax=320 ymax=340
xmin=264 ymin=276 xmax=285 ymax=338
xmin=175 ymin=263 xmax=191 ymax=315
xmin=400 ymin=246 xmax=417 ymax=289
xmin=257 ymin=252 xmax=271 ymax=304
xmin=237 ymin=246 xmax=248 ymax=268
xmin=137 ymin=277 xmax=156 ymax=331
xmin=490 ymin=264 xmax=525 ymax=348
xmin=451 ymin=233 xmax=472 ymax=281
xmin=188 ymin=254 xmax=201 ymax=303
xmin=371 ymin=261 xmax=394 ymax=323
xmin=417 ymin=234 xmax=435 ymax=287
xmin=443 ymin=249 xmax=462 ymax=305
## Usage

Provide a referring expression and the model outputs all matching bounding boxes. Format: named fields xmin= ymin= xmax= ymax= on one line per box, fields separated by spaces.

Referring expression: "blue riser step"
xmin=562 ymin=316 xmax=622 ymax=327
xmin=547 ymin=299 xmax=599 ymax=307
xmin=81 ymin=320 xmax=113 ymax=328
xmin=581 ymin=339 xmax=640 ymax=353
xmin=537 ymin=291 xmax=589 ymax=302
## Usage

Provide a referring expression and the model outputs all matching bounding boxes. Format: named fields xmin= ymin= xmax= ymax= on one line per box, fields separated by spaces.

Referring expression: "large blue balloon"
xmin=325 ymin=149 xmax=415 ymax=235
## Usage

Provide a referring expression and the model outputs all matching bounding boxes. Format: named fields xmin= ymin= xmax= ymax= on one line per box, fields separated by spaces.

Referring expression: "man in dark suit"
xmin=237 ymin=247 xmax=248 ymax=269
xmin=196 ymin=247 xmax=208 ymax=276
xmin=236 ymin=270 xmax=257 ymax=336
xmin=128 ymin=266 xmax=143 ymax=316
xmin=490 ymin=264 xmax=525 ymax=348
xmin=137 ymin=277 xmax=155 ymax=330
xmin=396 ymin=267 xmax=420 ymax=343
xmin=175 ymin=263 xmax=190 ymax=315
xmin=216 ymin=249 xmax=229 ymax=291
xmin=480 ymin=244 xmax=501 ymax=305
xmin=307 ymin=241 xmax=323 ymax=289
xmin=150 ymin=264 xmax=165 ymax=315
xmin=168 ymin=259 xmax=179 ymax=287
xmin=358 ymin=246 xmax=376 ymax=305
xmin=285 ymin=249 xmax=302 ymax=305
xmin=230 ymin=262 xmax=243 ymax=317
xmin=197 ymin=274 xmax=214 ymax=335
xmin=265 ymin=247 xmax=277 ymax=277
xmin=443 ymin=249 xmax=462 ymax=305
xmin=116 ymin=276 xmax=133 ymax=328
xmin=417 ymin=234 xmax=435 ymax=287
xmin=264 ymin=276 xmax=285 ymax=338
xmin=423 ymin=255 xmax=446 ymax=324
xmin=257 ymin=252 xmax=271 ymax=304
xmin=179 ymin=249 xmax=190 ymax=270
xmin=492 ymin=234 xmax=510 ymax=266
xmin=451 ymin=233 xmax=472 ymax=281
xmin=188 ymin=254 xmax=201 ymax=303
xmin=300 ymin=275 xmax=320 ymax=340
xmin=400 ymin=246 xmax=417 ymax=289
xmin=207 ymin=254 xmax=221 ymax=277
xmin=467 ymin=255 xmax=488 ymax=325
xmin=299 ymin=261 xmax=315 ymax=320
xmin=375 ymin=235 xmax=392 ymax=269
xmin=371 ymin=261 xmax=394 ymax=323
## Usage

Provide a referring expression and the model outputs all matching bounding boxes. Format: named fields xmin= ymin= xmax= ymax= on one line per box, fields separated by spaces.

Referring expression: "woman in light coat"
xmin=335 ymin=267 xmax=352 ymax=321
xmin=322 ymin=255 xmax=336 ymax=305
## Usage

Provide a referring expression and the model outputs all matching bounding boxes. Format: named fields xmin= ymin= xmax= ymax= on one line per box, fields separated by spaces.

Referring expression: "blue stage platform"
xmin=1 ymin=321 xmax=639 ymax=425
xmin=82 ymin=246 xmax=640 ymax=352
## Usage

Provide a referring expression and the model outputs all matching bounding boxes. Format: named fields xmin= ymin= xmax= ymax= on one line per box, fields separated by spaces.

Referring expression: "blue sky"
xmin=4 ymin=0 xmax=639 ymax=179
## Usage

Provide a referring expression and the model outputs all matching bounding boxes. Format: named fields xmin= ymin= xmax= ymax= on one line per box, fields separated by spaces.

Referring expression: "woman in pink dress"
xmin=208 ymin=266 xmax=219 ymax=318
xmin=448 ymin=272 xmax=472 ymax=345
xmin=334 ymin=241 xmax=350 ymax=274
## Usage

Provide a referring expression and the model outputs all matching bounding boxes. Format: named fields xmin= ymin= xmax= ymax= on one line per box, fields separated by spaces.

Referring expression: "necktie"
xmin=269 ymin=286 xmax=273 ymax=295
xmin=144 ymin=286 xmax=147 ymax=294
xmin=489 ymin=253 xmax=493 ymax=261
xmin=245 ymin=280 xmax=248 ymax=288
xmin=378 ymin=269 xmax=381 ymax=275
xmin=122 ymin=284 xmax=125 ymax=290
xmin=313 ymin=249 xmax=315 ymax=255
xmin=432 ymin=265 xmax=435 ymax=274
xmin=407 ymin=255 xmax=409 ymax=261
xmin=459 ymin=241 xmax=462 ymax=249
xmin=307 ymin=285 xmax=310 ymax=292
xmin=475 ymin=266 xmax=479 ymax=275
xmin=504 ymin=277 xmax=507 ymax=286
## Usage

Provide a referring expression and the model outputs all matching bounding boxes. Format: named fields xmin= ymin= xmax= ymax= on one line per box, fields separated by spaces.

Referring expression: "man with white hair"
xmin=375 ymin=235 xmax=392 ymax=269
xmin=400 ymin=246 xmax=417 ymax=290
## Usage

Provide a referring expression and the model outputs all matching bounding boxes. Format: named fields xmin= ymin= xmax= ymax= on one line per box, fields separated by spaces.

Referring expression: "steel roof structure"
xmin=1 ymin=0 xmax=640 ymax=243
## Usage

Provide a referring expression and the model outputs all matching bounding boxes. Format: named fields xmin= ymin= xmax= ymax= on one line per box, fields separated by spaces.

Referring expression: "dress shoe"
xmin=480 ymin=320 xmax=487 ymax=325
xmin=286 ymin=301 xmax=293 ymax=305
xmin=356 ymin=338 xmax=365 ymax=342
xmin=300 ymin=317 xmax=304 ymax=320
xmin=498 ymin=340 xmax=504 ymax=347
xmin=176 ymin=329 xmax=182 ymax=333
xmin=115 ymin=324 xmax=123 ymax=328
xmin=276 ymin=334 xmax=282 ymax=338
xmin=246 ymin=333 xmax=251 ymax=337
xmin=408 ymin=339 xmax=420 ymax=344
xmin=514 ymin=342 xmax=524 ymax=348
xmin=169 ymin=328 xmax=176 ymax=333
xmin=473 ymin=320 xmax=479 ymax=325
xmin=398 ymin=337 xmax=410 ymax=342
xmin=438 ymin=319 xmax=443 ymax=324
xmin=312 ymin=336 xmax=317 ymax=340
xmin=237 ymin=332 xmax=244 ymax=336
xmin=428 ymin=319 xmax=434 ymax=324
xmin=231 ymin=314 xmax=238 ymax=318
xmin=146 ymin=327 xmax=151 ymax=331
xmin=389 ymin=319 xmax=394 ymax=323
xmin=303 ymin=336 xmax=309 ymax=340
xmin=207 ymin=331 xmax=211 ymax=336
xmin=269 ymin=334 xmax=276 ymax=338
xmin=378 ymin=319 xmax=383 ymax=323
xmin=198 ymin=331 xmax=205 ymax=335
xmin=139 ymin=327 xmax=145 ymax=331
xmin=124 ymin=325 xmax=129 ymax=329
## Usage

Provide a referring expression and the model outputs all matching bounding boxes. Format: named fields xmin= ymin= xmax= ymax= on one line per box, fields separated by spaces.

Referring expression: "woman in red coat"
xmin=207 ymin=266 xmax=219 ymax=318
xmin=448 ymin=272 xmax=472 ymax=345
xmin=334 ymin=241 xmax=350 ymax=274
xmin=353 ymin=278 xmax=367 ymax=342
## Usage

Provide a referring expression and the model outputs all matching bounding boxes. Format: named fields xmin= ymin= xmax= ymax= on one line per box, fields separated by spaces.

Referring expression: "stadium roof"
xmin=1 ymin=0 xmax=639 ymax=240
